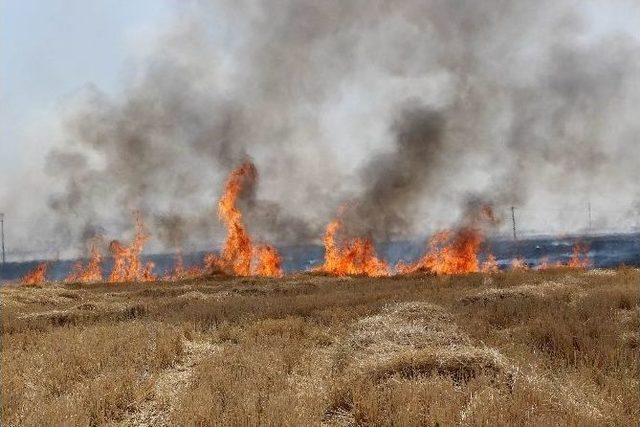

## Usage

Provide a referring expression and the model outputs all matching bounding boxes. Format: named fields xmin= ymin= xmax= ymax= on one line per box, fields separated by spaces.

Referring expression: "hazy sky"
xmin=1 ymin=0 xmax=174 ymax=175
xmin=1 ymin=1 xmax=639 ymax=259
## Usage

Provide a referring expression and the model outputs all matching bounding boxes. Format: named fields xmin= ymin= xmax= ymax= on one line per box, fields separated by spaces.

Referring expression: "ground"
xmin=1 ymin=268 xmax=638 ymax=426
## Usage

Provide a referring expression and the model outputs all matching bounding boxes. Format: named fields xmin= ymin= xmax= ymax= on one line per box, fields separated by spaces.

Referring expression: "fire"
xmin=253 ymin=245 xmax=283 ymax=277
xmin=205 ymin=162 xmax=283 ymax=277
xmin=21 ymin=263 xmax=47 ymax=286
xmin=396 ymin=204 xmax=499 ymax=276
xmin=510 ymin=257 xmax=529 ymax=271
xmin=66 ymin=242 xmax=103 ymax=283
xmin=164 ymin=252 xmax=206 ymax=281
xmin=567 ymin=242 xmax=590 ymax=268
xmin=537 ymin=243 xmax=590 ymax=270
xmin=318 ymin=218 xmax=389 ymax=277
xmin=108 ymin=213 xmax=157 ymax=283
xmin=481 ymin=254 xmax=499 ymax=273
xmin=19 ymin=168 xmax=598 ymax=284
xmin=537 ymin=257 xmax=555 ymax=270
xmin=397 ymin=228 xmax=484 ymax=275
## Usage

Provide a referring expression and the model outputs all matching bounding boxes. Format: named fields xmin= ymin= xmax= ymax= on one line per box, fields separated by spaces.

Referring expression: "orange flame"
xmin=214 ymin=162 xmax=255 ymax=274
xmin=253 ymin=245 xmax=283 ymax=277
xmin=481 ymin=254 xmax=499 ymax=273
xmin=567 ymin=242 xmax=590 ymax=268
xmin=537 ymin=242 xmax=590 ymax=270
xmin=510 ymin=257 xmax=529 ymax=271
xmin=21 ymin=263 xmax=47 ymax=286
xmin=164 ymin=252 xmax=207 ymax=281
xmin=66 ymin=243 xmax=103 ymax=283
xmin=318 ymin=218 xmax=389 ymax=277
xmin=205 ymin=162 xmax=283 ymax=277
xmin=397 ymin=228 xmax=484 ymax=275
xmin=108 ymin=213 xmax=156 ymax=283
xmin=537 ymin=256 xmax=555 ymax=270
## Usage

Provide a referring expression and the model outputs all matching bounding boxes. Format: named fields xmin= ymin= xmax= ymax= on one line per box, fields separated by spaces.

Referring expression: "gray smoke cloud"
xmin=40 ymin=0 xmax=640 ymax=256
xmin=342 ymin=104 xmax=446 ymax=239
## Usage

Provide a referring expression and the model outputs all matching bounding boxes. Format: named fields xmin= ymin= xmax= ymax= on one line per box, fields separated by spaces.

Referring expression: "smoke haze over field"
xmin=2 ymin=0 xmax=640 ymax=259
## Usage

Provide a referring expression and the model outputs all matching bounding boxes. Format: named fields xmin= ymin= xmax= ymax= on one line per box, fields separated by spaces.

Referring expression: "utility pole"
xmin=1 ymin=213 xmax=4 ymax=265
xmin=587 ymin=201 xmax=592 ymax=233
xmin=511 ymin=206 xmax=517 ymax=241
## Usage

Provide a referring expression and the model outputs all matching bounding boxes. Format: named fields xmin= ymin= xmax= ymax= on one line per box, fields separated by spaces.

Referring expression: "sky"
xmin=1 ymin=0 xmax=174 ymax=176
xmin=1 ymin=1 xmax=639 ymax=260
xmin=1 ymin=0 xmax=176 ymax=257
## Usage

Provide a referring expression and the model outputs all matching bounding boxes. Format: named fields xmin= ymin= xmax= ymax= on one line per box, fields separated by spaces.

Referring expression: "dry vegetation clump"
xmin=452 ymin=269 xmax=639 ymax=425
xmin=3 ymin=301 xmax=148 ymax=335
xmin=363 ymin=346 xmax=511 ymax=386
xmin=0 ymin=285 xmax=84 ymax=312
xmin=121 ymin=339 xmax=219 ymax=426
xmin=325 ymin=301 xmax=515 ymax=425
xmin=170 ymin=316 xmax=335 ymax=426
xmin=0 ymin=268 xmax=638 ymax=426
xmin=458 ymin=280 xmax=579 ymax=305
xmin=2 ymin=321 xmax=183 ymax=426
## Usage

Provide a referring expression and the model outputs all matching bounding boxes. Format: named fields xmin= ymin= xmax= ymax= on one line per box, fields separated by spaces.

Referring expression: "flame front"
xmin=19 ymin=164 xmax=598 ymax=283
xmin=205 ymin=162 xmax=283 ymax=277
xmin=318 ymin=218 xmax=389 ymax=277
xmin=21 ymin=263 xmax=47 ymax=285
xmin=397 ymin=228 xmax=484 ymax=275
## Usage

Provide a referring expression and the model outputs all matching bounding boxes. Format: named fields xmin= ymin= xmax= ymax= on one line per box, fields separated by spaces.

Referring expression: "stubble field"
xmin=1 ymin=268 xmax=638 ymax=426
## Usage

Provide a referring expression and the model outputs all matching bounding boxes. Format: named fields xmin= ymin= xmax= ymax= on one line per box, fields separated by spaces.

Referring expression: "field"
xmin=1 ymin=268 xmax=638 ymax=426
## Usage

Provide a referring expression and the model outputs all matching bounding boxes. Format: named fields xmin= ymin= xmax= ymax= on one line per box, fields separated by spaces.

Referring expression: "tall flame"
xmin=66 ymin=242 xmax=103 ymax=283
xmin=567 ymin=242 xmax=590 ymax=268
xmin=318 ymin=218 xmax=389 ymax=277
xmin=108 ymin=213 xmax=156 ymax=283
xmin=215 ymin=161 xmax=255 ymax=275
xmin=21 ymin=263 xmax=47 ymax=286
xmin=205 ymin=162 xmax=283 ymax=277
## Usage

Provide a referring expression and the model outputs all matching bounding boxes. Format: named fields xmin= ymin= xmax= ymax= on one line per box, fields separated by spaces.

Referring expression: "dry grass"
xmin=1 ymin=268 xmax=638 ymax=426
xmin=2 ymin=321 xmax=183 ymax=426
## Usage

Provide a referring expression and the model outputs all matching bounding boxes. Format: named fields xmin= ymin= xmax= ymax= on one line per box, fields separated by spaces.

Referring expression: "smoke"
xmin=35 ymin=0 xmax=640 ymax=257
xmin=343 ymin=104 xmax=446 ymax=238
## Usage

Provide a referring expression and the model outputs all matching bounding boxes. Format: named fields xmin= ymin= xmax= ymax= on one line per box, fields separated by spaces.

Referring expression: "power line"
xmin=511 ymin=206 xmax=517 ymax=241
xmin=1 ymin=213 xmax=5 ymax=265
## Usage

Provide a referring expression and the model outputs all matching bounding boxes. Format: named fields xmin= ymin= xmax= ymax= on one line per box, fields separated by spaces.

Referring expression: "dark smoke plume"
xmin=35 ymin=0 xmax=640 ymax=258
xmin=343 ymin=104 xmax=446 ymax=238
